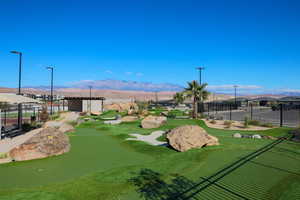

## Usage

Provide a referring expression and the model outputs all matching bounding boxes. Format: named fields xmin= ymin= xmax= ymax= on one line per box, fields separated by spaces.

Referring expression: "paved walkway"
xmin=127 ymin=130 xmax=167 ymax=146
xmin=0 ymin=112 xmax=79 ymax=154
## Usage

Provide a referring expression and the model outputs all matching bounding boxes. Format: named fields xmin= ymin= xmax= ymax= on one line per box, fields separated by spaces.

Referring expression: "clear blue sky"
xmin=0 ymin=0 xmax=299 ymax=93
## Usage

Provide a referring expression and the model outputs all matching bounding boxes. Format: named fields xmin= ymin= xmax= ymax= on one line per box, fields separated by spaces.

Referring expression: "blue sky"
xmin=0 ymin=0 xmax=300 ymax=93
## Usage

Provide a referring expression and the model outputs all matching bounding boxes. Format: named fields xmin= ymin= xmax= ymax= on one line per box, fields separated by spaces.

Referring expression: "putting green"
xmin=0 ymin=127 xmax=153 ymax=188
xmin=0 ymin=119 xmax=298 ymax=200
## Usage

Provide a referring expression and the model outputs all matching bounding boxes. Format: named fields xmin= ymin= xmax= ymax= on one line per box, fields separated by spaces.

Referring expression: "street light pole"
xmin=10 ymin=51 xmax=23 ymax=129
xmin=196 ymin=66 xmax=205 ymax=85
xmin=46 ymin=66 xmax=54 ymax=115
xmin=234 ymin=85 xmax=238 ymax=106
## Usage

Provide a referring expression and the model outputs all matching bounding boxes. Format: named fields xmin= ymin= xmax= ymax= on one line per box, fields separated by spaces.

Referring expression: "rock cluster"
xmin=166 ymin=125 xmax=219 ymax=152
xmin=104 ymin=102 xmax=138 ymax=114
xmin=232 ymin=133 xmax=276 ymax=140
xmin=141 ymin=116 xmax=167 ymax=129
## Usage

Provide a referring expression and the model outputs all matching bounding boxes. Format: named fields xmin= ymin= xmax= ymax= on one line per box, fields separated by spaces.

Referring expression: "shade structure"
xmin=0 ymin=93 xmax=41 ymax=104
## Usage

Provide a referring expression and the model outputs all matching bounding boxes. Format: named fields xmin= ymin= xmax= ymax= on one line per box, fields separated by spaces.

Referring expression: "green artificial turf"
xmin=0 ymin=118 xmax=298 ymax=200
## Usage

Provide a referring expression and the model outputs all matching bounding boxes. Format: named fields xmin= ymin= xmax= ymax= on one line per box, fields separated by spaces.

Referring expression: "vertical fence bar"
xmin=229 ymin=104 xmax=232 ymax=121
xmin=280 ymin=104 xmax=283 ymax=127
xmin=250 ymin=103 xmax=253 ymax=120
xmin=208 ymin=103 xmax=210 ymax=116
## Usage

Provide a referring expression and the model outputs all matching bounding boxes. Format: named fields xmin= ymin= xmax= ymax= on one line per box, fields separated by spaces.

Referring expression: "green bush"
xmin=244 ymin=116 xmax=249 ymax=128
xmin=22 ymin=123 xmax=33 ymax=132
xmin=210 ymin=120 xmax=217 ymax=124
xmin=248 ymin=120 xmax=260 ymax=126
xmin=0 ymin=153 xmax=7 ymax=159
xmin=224 ymin=120 xmax=233 ymax=128
xmin=261 ymin=123 xmax=274 ymax=128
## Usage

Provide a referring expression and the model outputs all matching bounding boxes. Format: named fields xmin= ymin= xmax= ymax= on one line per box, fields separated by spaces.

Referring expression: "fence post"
xmin=229 ymin=104 xmax=232 ymax=121
xmin=207 ymin=103 xmax=210 ymax=116
xmin=0 ymin=109 xmax=2 ymax=140
xmin=280 ymin=104 xmax=283 ymax=127
xmin=250 ymin=103 xmax=253 ymax=120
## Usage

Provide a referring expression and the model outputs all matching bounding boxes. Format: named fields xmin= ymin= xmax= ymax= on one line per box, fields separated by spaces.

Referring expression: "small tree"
xmin=173 ymin=92 xmax=185 ymax=105
xmin=183 ymin=81 xmax=209 ymax=118
xmin=40 ymin=105 xmax=49 ymax=122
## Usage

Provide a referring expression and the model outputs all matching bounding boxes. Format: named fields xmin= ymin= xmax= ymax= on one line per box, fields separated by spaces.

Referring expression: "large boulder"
xmin=58 ymin=123 xmax=75 ymax=133
xmin=167 ymin=125 xmax=219 ymax=152
xmin=121 ymin=116 xmax=139 ymax=122
xmin=9 ymin=127 xmax=70 ymax=161
xmin=141 ymin=116 xmax=167 ymax=129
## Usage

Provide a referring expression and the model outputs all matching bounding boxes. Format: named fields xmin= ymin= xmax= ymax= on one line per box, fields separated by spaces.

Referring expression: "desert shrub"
xmin=40 ymin=105 xmax=49 ymax=122
xmin=0 ymin=153 xmax=7 ymax=159
xmin=22 ymin=123 xmax=33 ymax=132
xmin=261 ymin=123 xmax=274 ymax=128
xmin=167 ymin=113 xmax=176 ymax=119
xmin=79 ymin=112 xmax=87 ymax=116
xmin=244 ymin=116 xmax=249 ymax=128
xmin=224 ymin=120 xmax=233 ymax=128
xmin=50 ymin=113 xmax=60 ymax=120
xmin=199 ymin=113 xmax=208 ymax=119
xmin=210 ymin=120 xmax=217 ymax=124
xmin=248 ymin=120 xmax=260 ymax=126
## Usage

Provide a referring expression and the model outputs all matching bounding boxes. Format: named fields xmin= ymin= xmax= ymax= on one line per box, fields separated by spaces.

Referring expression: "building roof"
xmin=63 ymin=97 xmax=105 ymax=100
xmin=0 ymin=93 xmax=41 ymax=104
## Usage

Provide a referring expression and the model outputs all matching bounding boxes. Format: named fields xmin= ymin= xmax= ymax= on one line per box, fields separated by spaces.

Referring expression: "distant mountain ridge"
xmin=26 ymin=80 xmax=184 ymax=92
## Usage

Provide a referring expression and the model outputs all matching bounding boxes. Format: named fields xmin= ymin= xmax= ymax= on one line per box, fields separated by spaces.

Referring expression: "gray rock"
xmin=104 ymin=120 xmax=122 ymax=125
xmin=233 ymin=133 xmax=242 ymax=138
xmin=252 ymin=134 xmax=262 ymax=139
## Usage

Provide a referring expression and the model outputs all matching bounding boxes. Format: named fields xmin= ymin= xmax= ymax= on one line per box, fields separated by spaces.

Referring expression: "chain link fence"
xmin=200 ymin=102 xmax=300 ymax=128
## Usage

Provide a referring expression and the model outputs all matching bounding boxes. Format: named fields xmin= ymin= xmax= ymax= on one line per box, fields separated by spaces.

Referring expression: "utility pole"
xmin=196 ymin=66 xmax=205 ymax=85
xmin=46 ymin=66 xmax=54 ymax=115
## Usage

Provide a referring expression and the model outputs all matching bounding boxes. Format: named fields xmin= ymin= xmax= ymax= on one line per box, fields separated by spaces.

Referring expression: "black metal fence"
xmin=0 ymin=100 xmax=69 ymax=136
xmin=199 ymin=102 xmax=300 ymax=128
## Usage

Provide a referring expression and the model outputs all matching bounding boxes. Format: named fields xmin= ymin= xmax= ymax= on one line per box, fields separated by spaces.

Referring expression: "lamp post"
xmin=46 ymin=66 xmax=54 ymax=115
xmin=196 ymin=66 xmax=205 ymax=85
xmin=10 ymin=51 xmax=22 ymax=95
xmin=234 ymin=85 xmax=238 ymax=106
xmin=10 ymin=51 xmax=23 ymax=129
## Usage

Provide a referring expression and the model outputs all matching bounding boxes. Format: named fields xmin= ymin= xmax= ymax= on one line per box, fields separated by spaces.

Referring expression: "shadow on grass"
xmin=128 ymin=169 xmax=195 ymax=200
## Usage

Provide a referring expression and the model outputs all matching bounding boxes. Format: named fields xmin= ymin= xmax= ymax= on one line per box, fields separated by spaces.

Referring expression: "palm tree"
xmin=173 ymin=92 xmax=185 ymax=105
xmin=184 ymin=80 xmax=209 ymax=118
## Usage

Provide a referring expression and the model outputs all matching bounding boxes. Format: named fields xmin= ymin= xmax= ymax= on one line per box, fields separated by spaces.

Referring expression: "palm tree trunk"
xmin=193 ymin=96 xmax=197 ymax=119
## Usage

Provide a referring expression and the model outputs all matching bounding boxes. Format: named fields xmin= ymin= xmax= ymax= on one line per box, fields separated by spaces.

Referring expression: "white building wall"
xmin=82 ymin=100 xmax=103 ymax=114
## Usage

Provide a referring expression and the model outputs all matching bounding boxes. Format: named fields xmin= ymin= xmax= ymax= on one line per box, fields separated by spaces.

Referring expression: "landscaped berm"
xmin=0 ymin=110 xmax=299 ymax=200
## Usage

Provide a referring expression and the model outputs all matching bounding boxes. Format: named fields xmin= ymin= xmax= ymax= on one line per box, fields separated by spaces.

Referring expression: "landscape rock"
xmin=141 ymin=116 xmax=167 ymax=129
xmin=104 ymin=120 xmax=122 ymax=125
xmin=166 ymin=125 xmax=219 ymax=152
xmin=121 ymin=116 xmax=139 ymax=122
xmin=262 ymin=135 xmax=277 ymax=140
xmin=9 ymin=127 xmax=70 ymax=161
xmin=252 ymin=134 xmax=262 ymax=139
xmin=58 ymin=123 xmax=75 ymax=133
xmin=233 ymin=133 xmax=242 ymax=138
xmin=104 ymin=102 xmax=138 ymax=113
